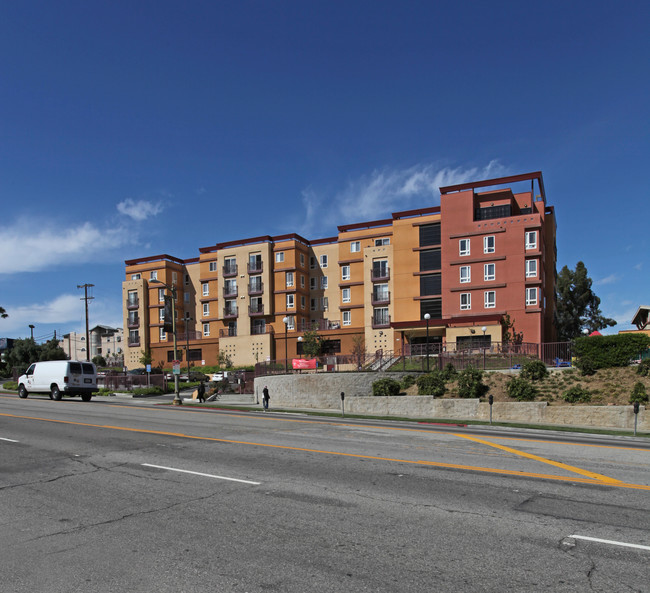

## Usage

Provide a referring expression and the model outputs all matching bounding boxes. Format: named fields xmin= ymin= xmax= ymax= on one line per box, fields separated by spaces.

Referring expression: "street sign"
xmin=172 ymin=361 xmax=181 ymax=374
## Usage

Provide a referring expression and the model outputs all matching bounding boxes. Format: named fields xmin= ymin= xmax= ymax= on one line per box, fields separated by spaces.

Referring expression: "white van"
xmin=18 ymin=360 xmax=97 ymax=401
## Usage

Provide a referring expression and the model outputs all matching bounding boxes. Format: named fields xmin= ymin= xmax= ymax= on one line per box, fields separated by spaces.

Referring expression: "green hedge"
xmin=372 ymin=378 xmax=401 ymax=397
xmin=573 ymin=334 xmax=650 ymax=370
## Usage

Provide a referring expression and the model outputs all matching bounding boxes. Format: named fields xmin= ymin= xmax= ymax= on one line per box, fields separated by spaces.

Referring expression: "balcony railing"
xmin=249 ymin=304 xmax=265 ymax=316
xmin=177 ymin=331 xmax=202 ymax=341
xmin=247 ymin=261 xmax=263 ymax=274
xmin=223 ymin=307 xmax=238 ymax=319
xmin=371 ymin=290 xmax=390 ymax=305
xmin=297 ymin=319 xmax=341 ymax=332
xmin=371 ymin=266 xmax=390 ymax=282
xmin=251 ymin=324 xmax=274 ymax=335
xmin=223 ymin=285 xmax=238 ymax=298
xmin=128 ymin=339 xmax=141 ymax=347
xmin=126 ymin=297 xmax=139 ymax=310
xmin=222 ymin=264 xmax=238 ymax=278
xmin=127 ymin=317 xmax=140 ymax=329
xmin=248 ymin=281 xmax=264 ymax=295
xmin=219 ymin=328 xmax=238 ymax=337
xmin=371 ymin=314 xmax=391 ymax=329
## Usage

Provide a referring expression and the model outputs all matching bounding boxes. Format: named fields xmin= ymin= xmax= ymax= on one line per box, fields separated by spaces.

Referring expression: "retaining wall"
xmin=255 ymin=373 xmax=648 ymax=432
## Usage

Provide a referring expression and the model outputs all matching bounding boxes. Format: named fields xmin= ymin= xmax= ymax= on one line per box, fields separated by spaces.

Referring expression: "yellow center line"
xmin=454 ymin=433 xmax=623 ymax=484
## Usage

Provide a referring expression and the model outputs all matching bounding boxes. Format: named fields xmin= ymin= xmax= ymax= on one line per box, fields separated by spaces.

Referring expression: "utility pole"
xmin=77 ymin=284 xmax=94 ymax=361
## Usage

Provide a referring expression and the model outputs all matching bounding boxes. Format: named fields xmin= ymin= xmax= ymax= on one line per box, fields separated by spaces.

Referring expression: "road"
xmin=1 ymin=394 xmax=648 ymax=592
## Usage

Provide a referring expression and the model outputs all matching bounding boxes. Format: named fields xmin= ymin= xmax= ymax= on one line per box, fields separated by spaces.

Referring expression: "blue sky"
xmin=1 ymin=0 xmax=649 ymax=341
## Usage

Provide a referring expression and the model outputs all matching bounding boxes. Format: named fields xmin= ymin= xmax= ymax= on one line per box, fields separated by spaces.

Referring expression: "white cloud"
xmin=0 ymin=221 xmax=135 ymax=274
xmin=634 ymin=262 xmax=643 ymax=271
xmin=117 ymin=198 xmax=165 ymax=221
xmin=595 ymin=274 xmax=620 ymax=286
xmin=299 ymin=161 xmax=507 ymax=236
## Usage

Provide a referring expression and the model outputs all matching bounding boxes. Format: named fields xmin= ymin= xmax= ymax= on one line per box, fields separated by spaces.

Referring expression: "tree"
xmin=501 ymin=313 xmax=523 ymax=345
xmin=302 ymin=326 xmax=323 ymax=358
xmin=555 ymin=261 xmax=616 ymax=341
xmin=351 ymin=335 xmax=365 ymax=370
xmin=139 ymin=350 xmax=153 ymax=367
xmin=0 ymin=306 xmax=7 ymax=319
xmin=4 ymin=337 xmax=67 ymax=376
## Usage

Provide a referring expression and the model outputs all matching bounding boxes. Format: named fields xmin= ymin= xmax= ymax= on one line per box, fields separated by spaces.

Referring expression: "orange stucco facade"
xmin=122 ymin=172 xmax=556 ymax=369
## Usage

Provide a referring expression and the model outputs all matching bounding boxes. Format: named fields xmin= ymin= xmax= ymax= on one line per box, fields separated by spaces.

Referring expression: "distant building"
xmin=122 ymin=171 xmax=556 ymax=370
xmin=0 ymin=338 xmax=15 ymax=364
xmin=61 ymin=325 xmax=123 ymax=364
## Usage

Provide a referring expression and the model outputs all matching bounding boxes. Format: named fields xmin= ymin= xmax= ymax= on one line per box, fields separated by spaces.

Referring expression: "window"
xmin=343 ymin=310 xmax=352 ymax=325
xmin=202 ymin=282 xmax=209 ymax=297
xmin=419 ymin=223 xmax=441 ymax=247
xmin=320 ymin=254 xmax=328 ymax=268
xmin=321 ymin=297 xmax=328 ymax=311
xmin=131 ymin=274 xmax=141 ymax=280
xmin=286 ymin=316 xmax=295 ymax=330
xmin=184 ymin=274 xmax=189 ymax=285
xmin=342 ymin=288 xmax=351 ymax=303
xmin=184 ymin=292 xmax=189 ymax=303
xmin=525 ymin=231 xmax=537 ymax=250
xmin=526 ymin=287 xmax=538 ymax=306
xmin=172 ymin=272 xmax=178 ymax=285
xmin=158 ymin=288 xmax=165 ymax=302
xmin=484 ymin=263 xmax=495 ymax=281
xmin=459 ymin=239 xmax=470 ymax=256
xmin=375 ymin=238 xmax=390 ymax=246
xmin=341 ymin=265 xmax=350 ymax=281
xmin=300 ymin=253 xmax=305 ymax=267
xmin=310 ymin=298 xmax=317 ymax=311
xmin=484 ymin=236 xmax=495 ymax=254
xmin=484 ymin=291 xmax=496 ymax=308
xmin=286 ymin=271 xmax=294 ymax=287
xmin=203 ymin=303 xmax=209 ymax=317
xmin=286 ymin=294 xmax=295 ymax=309
xmin=159 ymin=327 xmax=166 ymax=341
xmin=224 ymin=258 xmax=237 ymax=274
xmin=420 ymin=299 xmax=442 ymax=319
xmin=209 ymin=261 xmax=217 ymax=272
xmin=310 ymin=277 xmax=316 ymax=290
xmin=460 ymin=293 xmax=471 ymax=310
xmin=150 ymin=270 xmax=158 ymax=280
xmin=420 ymin=274 xmax=440 ymax=295
xmin=159 ymin=309 xmax=165 ymax=322
xmin=350 ymin=241 xmax=360 ymax=253
xmin=275 ymin=251 xmax=284 ymax=263
xmin=185 ymin=311 xmax=191 ymax=320
xmin=526 ymin=259 xmax=537 ymax=278
xmin=300 ymin=295 xmax=306 ymax=309
xmin=460 ymin=266 xmax=471 ymax=283
xmin=321 ymin=276 xmax=328 ymax=289
xmin=300 ymin=275 xmax=305 ymax=288
xmin=203 ymin=323 xmax=210 ymax=337
xmin=310 ymin=256 xmax=316 ymax=269
xmin=420 ymin=249 xmax=441 ymax=271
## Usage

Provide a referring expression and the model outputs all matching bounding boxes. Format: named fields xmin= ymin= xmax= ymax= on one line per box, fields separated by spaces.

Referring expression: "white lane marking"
xmin=141 ymin=463 xmax=260 ymax=485
xmin=0 ymin=437 xmax=19 ymax=443
xmin=569 ymin=535 xmax=650 ymax=551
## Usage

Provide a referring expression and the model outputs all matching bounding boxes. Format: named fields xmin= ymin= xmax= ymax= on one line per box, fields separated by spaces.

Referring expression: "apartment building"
xmin=122 ymin=172 xmax=556 ymax=370
xmin=60 ymin=325 xmax=124 ymax=362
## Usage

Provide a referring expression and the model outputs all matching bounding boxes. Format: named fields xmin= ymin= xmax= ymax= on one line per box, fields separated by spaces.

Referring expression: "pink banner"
xmin=292 ymin=358 xmax=317 ymax=369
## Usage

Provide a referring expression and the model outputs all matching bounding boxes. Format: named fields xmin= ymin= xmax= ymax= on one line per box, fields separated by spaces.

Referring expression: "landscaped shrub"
xmin=132 ymin=386 xmax=165 ymax=397
xmin=372 ymin=378 xmax=401 ymax=397
xmin=636 ymin=359 xmax=650 ymax=377
xmin=573 ymin=334 xmax=650 ymax=370
xmin=442 ymin=363 xmax=458 ymax=381
xmin=2 ymin=381 xmax=18 ymax=391
xmin=457 ymin=366 xmax=489 ymax=399
xmin=506 ymin=377 xmax=538 ymax=401
xmin=563 ymin=385 xmax=592 ymax=403
xmin=400 ymin=374 xmax=416 ymax=389
xmin=520 ymin=360 xmax=548 ymax=382
xmin=576 ymin=357 xmax=596 ymax=376
xmin=416 ymin=370 xmax=447 ymax=397
xmin=629 ymin=382 xmax=649 ymax=404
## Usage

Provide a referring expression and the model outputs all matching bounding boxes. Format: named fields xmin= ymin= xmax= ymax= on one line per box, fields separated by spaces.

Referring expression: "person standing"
xmin=197 ymin=379 xmax=206 ymax=403
xmin=262 ymin=385 xmax=270 ymax=411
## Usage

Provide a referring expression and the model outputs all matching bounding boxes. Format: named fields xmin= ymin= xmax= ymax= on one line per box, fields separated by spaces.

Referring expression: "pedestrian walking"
xmin=197 ymin=379 xmax=206 ymax=403
xmin=262 ymin=385 xmax=270 ymax=410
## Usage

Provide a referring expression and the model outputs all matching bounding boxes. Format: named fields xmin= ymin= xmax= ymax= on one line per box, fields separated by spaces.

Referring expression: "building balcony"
xmin=251 ymin=324 xmax=274 ymax=335
xmin=249 ymin=304 xmax=265 ymax=316
xmin=223 ymin=307 xmax=238 ymax=319
xmin=128 ymin=339 xmax=141 ymax=347
xmin=178 ymin=331 xmax=202 ymax=341
xmin=126 ymin=297 xmax=139 ymax=310
xmin=298 ymin=319 xmax=341 ymax=332
xmin=371 ymin=291 xmax=391 ymax=306
xmin=219 ymin=328 xmax=237 ymax=338
xmin=248 ymin=281 xmax=264 ymax=295
xmin=222 ymin=264 xmax=238 ymax=278
xmin=127 ymin=318 xmax=140 ymax=329
xmin=371 ymin=314 xmax=391 ymax=329
xmin=371 ymin=267 xmax=390 ymax=282
xmin=247 ymin=261 xmax=263 ymax=274
xmin=223 ymin=286 xmax=238 ymax=298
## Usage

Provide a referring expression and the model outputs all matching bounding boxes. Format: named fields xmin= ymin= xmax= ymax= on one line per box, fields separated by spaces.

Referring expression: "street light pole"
xmin=29 ymin=324 xmax=35 ymax=341
xmin=185 ymin=314 xmax=193 ymax=380
xmin=424 ymin=313 xmax=431 ymax=372
xmin=283 ymin=316 xmax=289 ymax=373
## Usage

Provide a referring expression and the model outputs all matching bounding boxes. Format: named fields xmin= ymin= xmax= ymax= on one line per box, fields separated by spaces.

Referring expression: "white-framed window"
xmin=310 ymin=256 xmax=316 ymax=269
xmin=484 ymin=236 xmax=495 ymax=254
xmin=286 ymin=271 xmax=294 ymax=287
xmin=484 ymin=263 xmax=495 ymax=281
xmin=460 ymin=265 xmax=471 ymax=283
xmin=202 ymin=282 xmax=209 ymax=297
xmin=209 ymin=261 xmax=217 ymax=272
xmin=321 ymin=297 xmax=328 ymax=311
xmin=275 ymin=251 xmax=284 ymax=263
xmin=342 ymin=265 xmax=350 ymax=281
xmin=203 ymin=323 xmax=210 ymax=337
xmin=131 ymin=273 xmax=141 ymax=280
xmin=150 ymin=270 xmax=158 ymax=280
xmin=321 ymin=276 xmax=328 ymax=289
xmin=300 ymin=253 xmax=305 ymax=267
xmin=460 ymin=293 xmax=471 ymax=310
xmin=526 ymin=287 xmax=538 ymax=306
xmin=203 ymin=303 xmax=209 ymax=317
xmin=300 ymin=274 xmax=305 ymax=288
xmin=350 ymin=241 xmax=360 ymax=253
xmin=525 ymin=231 xmax=537 ymax=250
xmin=310 ymin=277 xmax=316 ymax=290
xmin=159 ymin=327 xmax=166 ymax=341
xmin=343 ymin=310 xmax=352 ymax=325
xmin=526 ymin=259 xmax=537 ymax=278
xmin=459 ymin=239 xmax=470 ymax=256
xmin=159 ymin=309 xmax=165 ymax=322
xmin=484 ymin=291 xmax=496 ymax=308
xmin=375 ymin=238 xmax=390 ymax=246
xmin=342 ymin=288 xmax=351 ymax=303
xmin=310 ymin=298 xmax=317 ymax=311
xmin=300 ymin=295 xmax=306 ymax=309
xmin=286 ymin=316 xmax=295 ymax=330
xmin=320 ymin=254 xmax=328 ymax=268
xmin=286 ymin=294 xmax=295 ymax=309
xmin=158 ymin=288 xmax=165 ymax=302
